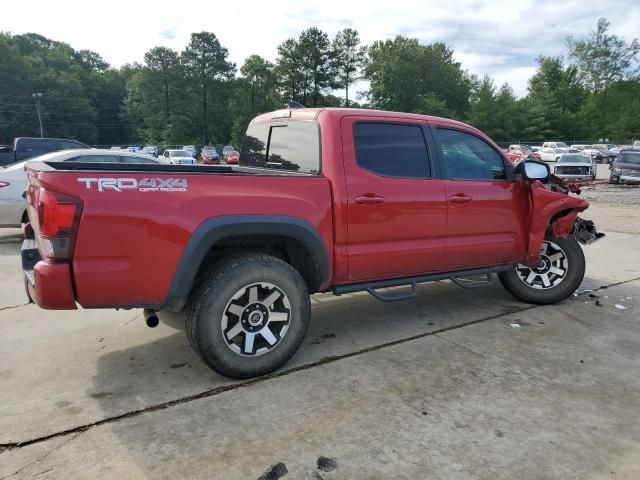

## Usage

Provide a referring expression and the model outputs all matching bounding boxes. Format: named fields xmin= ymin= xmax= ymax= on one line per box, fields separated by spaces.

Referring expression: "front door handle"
xmin=448 ymin=194 xmax=472 ymax=204
xmin=355 ymin=194 xmax=385 ymax=204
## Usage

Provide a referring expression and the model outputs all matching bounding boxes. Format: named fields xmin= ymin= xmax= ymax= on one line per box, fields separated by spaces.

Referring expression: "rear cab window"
xmin=353 ymin=123 xmax=431 ymax=178
xmin=240 ymin=120 xmax=320 ymax=174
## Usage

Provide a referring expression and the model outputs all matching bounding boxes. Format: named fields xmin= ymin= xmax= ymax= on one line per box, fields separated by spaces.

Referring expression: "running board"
xmin=332 ymin=265 xmax=512 ymax=302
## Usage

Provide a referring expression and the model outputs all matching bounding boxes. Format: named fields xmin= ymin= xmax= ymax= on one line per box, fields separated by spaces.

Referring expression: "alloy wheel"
xmin=221 ymin=282 xmax=291 ymax=356
xmin=516 ymin=241 xmax=568 ymax=290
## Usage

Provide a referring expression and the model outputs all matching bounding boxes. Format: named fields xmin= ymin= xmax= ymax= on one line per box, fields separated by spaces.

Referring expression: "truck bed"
xmin=31 ymin=160 xmax=318 ymax=176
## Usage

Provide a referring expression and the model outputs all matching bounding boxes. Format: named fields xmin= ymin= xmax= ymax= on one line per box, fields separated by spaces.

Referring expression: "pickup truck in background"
xmin=0 ymin=137 xmax=88 ymax=166
xmin=22 ymin=108 xmax=603 ymax=378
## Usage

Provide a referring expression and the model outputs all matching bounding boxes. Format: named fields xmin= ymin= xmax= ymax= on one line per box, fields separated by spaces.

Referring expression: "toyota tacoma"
xmin=22 ymin=107 xmax=603 ymax=378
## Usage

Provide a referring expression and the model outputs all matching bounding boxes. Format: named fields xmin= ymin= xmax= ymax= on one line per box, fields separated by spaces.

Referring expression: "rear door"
xmin=431 ymin=124 xmax=528 ymax=270
xmin=342 ymin=117 xmax=447 ymax=281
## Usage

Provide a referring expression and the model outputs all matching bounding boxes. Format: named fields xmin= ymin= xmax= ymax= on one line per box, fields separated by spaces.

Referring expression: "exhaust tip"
xmin=143 ymin=309 xmax=159 ymax=328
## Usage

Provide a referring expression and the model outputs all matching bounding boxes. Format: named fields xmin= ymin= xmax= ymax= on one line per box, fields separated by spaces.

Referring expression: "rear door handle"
xmin=355 ymin=194 xmax=385 ymax=204
xmin=448 ymin=194 xmax=472 ymax=204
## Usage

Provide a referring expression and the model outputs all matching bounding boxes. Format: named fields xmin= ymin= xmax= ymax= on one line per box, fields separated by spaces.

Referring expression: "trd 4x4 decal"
xmin=77 ymin=178 xmax=188 ymax=192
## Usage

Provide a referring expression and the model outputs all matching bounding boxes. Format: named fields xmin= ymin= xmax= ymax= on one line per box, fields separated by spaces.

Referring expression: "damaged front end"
xmin=572 ymin=217 xmax=605 ymax=245
xmin=524 ymin=177 xmax=605 ymax=267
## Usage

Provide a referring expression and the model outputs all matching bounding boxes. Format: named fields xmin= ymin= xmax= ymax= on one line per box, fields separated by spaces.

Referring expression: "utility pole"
xmin=32 ymin=93 xmax=44 ymax=138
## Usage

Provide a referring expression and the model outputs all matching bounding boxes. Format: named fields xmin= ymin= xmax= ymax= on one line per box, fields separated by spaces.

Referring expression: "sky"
xmin=2 ymin=0 xmax=639 ymax=98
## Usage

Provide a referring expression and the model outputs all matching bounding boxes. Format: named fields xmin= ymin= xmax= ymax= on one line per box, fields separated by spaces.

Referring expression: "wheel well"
xmin=195 ymin=235 xmax=322 ymax=293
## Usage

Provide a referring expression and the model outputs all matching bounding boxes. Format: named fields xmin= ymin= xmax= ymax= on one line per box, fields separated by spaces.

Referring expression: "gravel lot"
xmin=1 ymin=183 xmax=639 ymax=479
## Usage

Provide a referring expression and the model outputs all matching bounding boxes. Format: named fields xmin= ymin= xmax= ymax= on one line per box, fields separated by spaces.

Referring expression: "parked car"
xmin=538 ymin=146 xmax=568 ymax=162
xmin=182 ymin=145 xmax=197 ymax=158
xmin=21 ymin=107 xmax=603 ymax=379
xmin=610 ymin=145 xmax=632 ymax=156
xmin=127 ymin=145 xmax=143 ymax=152
xmin=0 ymin=149 xmax=159 ymax=227
xmin=634 ymin=140 xmax=640 ymax=149
xmin=553 ymin=153 xmax=597 ymax=182
xmin=506 ymin=145 xmax=542 ymax=164
xmin=142 ymin=146 xmax=158 ymax=157
xmin=201 ymin=147 xmax=221 ymax=164
xmin=222 ymin=145 xmax=236 ymax=156
xmin=223 ymin=149 xmax=240 ymax=165
xmin=609 ymin=151 xmax=640 ymax=184
xmin=591 ymin=144 xmax=617 ymax=164
xmin=110 ymin=146 xmax=122 ymax=151
xmin=0 ymin=137 xmax=88 ymax=167
xmin=163 ymin=149 xmax=195 ymax=165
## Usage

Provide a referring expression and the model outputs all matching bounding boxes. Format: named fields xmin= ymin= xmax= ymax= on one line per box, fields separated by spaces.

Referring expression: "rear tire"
xmin=185 ymin=253 xmax=310 ymax=379
xmin=498 ymin=236 xmax=585 ymax=304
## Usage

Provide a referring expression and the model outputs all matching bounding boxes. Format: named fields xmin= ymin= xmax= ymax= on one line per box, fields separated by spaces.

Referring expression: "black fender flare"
xmin=163 ymin=215 xmax=329 ymax=311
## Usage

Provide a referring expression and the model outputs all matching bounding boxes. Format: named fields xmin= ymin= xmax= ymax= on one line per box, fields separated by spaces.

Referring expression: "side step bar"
xmin=332 ymin=265 xmax=512 ymax=302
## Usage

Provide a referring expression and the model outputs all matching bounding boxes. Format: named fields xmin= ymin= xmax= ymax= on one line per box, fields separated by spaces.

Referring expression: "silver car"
xmin=553 ymin=153 xmax=596 ymax=181
xmin=0 ymin=149 xmax=160 ymax=228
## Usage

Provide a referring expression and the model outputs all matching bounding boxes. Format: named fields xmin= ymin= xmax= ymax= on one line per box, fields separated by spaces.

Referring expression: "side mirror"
xmin=515 ymin=160 xmax=550 ymax=181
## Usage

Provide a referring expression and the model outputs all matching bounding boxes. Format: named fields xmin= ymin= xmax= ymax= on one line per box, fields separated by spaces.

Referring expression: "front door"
xmin=430 ymin=124 xmax=529 ymax=271
xmin=342 ymin=117 xmax=447 ymax=281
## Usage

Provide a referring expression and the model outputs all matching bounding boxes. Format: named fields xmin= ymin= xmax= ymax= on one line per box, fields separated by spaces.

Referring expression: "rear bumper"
xmin=22 ymin=236 xmax=76 ymax=309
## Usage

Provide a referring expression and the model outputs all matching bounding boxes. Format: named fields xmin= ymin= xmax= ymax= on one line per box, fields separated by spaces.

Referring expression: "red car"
xmin=223 ymin=149 xmax=240 ymax=164
xmin=200 ymin=147 xmax=220 ymax=164
xmin=22 ymin=107 xmax=603 ymax=379
xmin=507 ymin=144 xmax=542 ymax=164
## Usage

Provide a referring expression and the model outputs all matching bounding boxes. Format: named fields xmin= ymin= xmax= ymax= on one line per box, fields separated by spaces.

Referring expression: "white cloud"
xmin=2 ymin=0 xmax=638 ymax=99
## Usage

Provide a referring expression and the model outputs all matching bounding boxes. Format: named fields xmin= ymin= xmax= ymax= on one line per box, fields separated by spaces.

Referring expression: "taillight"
xmin=35 ymin=189 xmax=83 ymax=261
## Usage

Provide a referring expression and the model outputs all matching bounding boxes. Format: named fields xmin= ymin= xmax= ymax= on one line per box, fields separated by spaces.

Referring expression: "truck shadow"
xmin=89 ymin=280 xmax=529 ymax=417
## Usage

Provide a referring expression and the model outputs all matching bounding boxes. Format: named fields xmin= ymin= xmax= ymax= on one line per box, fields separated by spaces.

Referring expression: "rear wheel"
xmin=185 ymin=253 xmax=310 ymax=379
xmin=498 ymin=236 xmax=585 ymax=304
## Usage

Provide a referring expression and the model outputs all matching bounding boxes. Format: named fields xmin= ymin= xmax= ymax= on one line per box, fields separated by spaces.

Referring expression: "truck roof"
xmin=250 ymin=107 xmax=472 ymax=130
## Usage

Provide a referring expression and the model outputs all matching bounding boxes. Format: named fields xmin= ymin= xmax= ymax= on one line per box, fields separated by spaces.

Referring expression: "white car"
xmin=0 ymin=149 xmax=159 ymax=228
xmin=163 ymin=149 xmax=196 ymax=165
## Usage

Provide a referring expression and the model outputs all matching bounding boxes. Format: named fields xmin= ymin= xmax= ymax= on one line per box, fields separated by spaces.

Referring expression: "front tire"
xmin=499 ymin=236 xmax=585 ymax=304
xmin=185 ymin=253 xmax=310 ymax=379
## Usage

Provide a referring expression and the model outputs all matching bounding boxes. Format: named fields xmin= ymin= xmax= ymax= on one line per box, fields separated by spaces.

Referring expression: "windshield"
xmin=556 ymin=142 xmax=568 ymax=148
xmin=169 ymin=150 xmax=190 ymax=157
xmin=618 ymin=153 xmax=640 ymax=164
xmin=559 ymin=154 xmax=590 ymax=163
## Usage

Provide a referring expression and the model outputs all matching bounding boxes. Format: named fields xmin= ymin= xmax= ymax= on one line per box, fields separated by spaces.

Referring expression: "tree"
xmin=568 ymin=18 xmax=640 ymax=94
xmin=241 ymin=55 xmax=275 ymax=113
xmin=297 ymin=28 xmax=333 ymax=106
xmin=182 ymin=32 xmax=235 ymax=143
xmin=364 ymin=36 xmax=472 ymax=117
xmin=275 ymin=38 xmax=303 ymax=103
xmin=332 ymin=28 xmax=365 ymax=107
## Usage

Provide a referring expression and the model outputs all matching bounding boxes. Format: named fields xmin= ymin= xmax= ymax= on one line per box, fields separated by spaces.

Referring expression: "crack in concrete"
xmin=0 ymin=303 xmax=30 ymax=312
xmin=1 ymin=275 xmax=638 ymax=455
xmin=0 ymin=433 xmax=79 ymax=479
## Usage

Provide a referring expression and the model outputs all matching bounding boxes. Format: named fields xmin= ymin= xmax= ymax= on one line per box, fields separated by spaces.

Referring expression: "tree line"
xmin=0 ymin=18 xmax=638 ymax=147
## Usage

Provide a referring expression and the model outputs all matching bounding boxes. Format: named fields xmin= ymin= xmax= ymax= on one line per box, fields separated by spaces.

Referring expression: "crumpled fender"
xmin=524 ymin=181 xmax=589 ymax=266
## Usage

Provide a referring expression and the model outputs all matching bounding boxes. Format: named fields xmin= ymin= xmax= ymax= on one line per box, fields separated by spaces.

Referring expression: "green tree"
xmin=568 ymin=18 xmax=640 ymax=94
xmin=364 ymin=36 xmax=472 ymax=117
xmin=332 ymin=28 xmax=365 ymax=107
xmin=182 ymin=32 xmax=235 ymax=143
xmin=297 ymin=28 xmax=333 ymax=106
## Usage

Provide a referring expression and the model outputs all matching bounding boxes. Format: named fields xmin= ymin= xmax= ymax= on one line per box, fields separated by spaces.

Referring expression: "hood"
xmin=614 ymin=162 xmax=640 ymax=170
xmin=556 ymin=162 xmax=592 ymax=167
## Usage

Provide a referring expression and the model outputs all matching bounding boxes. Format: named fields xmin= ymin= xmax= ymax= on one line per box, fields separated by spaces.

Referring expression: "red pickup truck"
xmin=22 ymin=108 xmax=602 ymax=378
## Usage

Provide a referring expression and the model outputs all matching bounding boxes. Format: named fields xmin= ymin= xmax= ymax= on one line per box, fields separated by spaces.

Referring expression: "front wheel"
xmin=498 ymin=236 xmax=585 ymax=304
xmin=185 ymin=253 xmax=310 ymax=379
